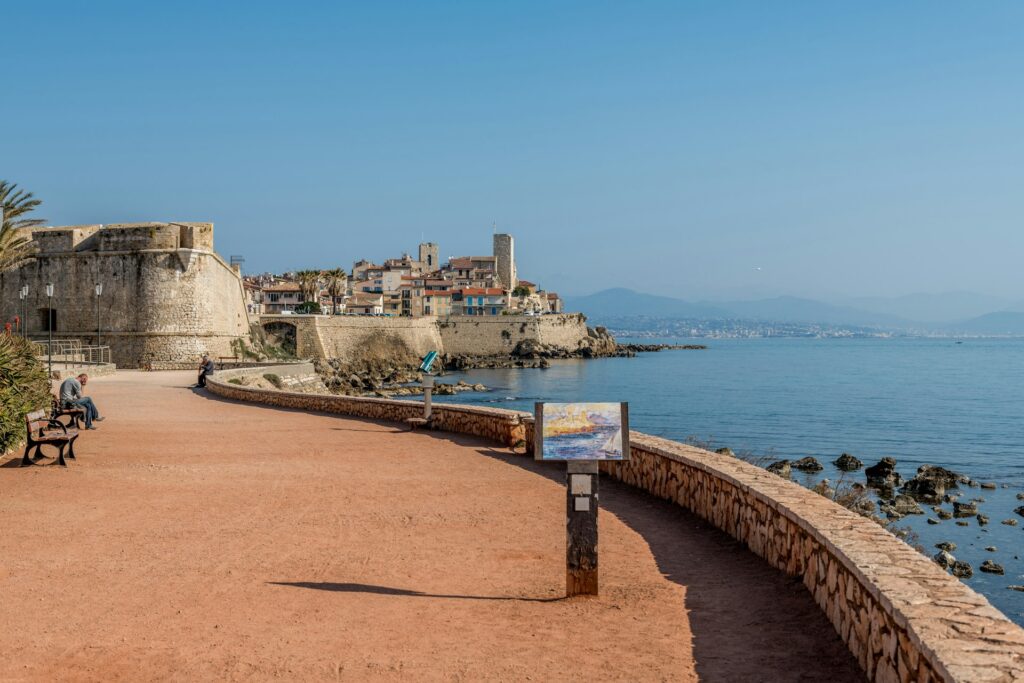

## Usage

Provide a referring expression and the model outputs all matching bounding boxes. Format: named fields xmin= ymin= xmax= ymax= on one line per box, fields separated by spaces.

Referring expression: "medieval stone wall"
xmin=257 ymin=313 xmax=594 ymax=362
xmin=0 ymin=223 xmax=250 ymax=368
xmin=206 ymin=366 xmax=1024 ymax=683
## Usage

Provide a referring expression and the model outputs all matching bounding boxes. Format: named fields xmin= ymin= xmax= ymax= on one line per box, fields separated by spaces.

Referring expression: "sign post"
xmin=535 ymin=402 xmax=629 ymax=598
xmin=419 ymin=351 xmax=439 ymax=422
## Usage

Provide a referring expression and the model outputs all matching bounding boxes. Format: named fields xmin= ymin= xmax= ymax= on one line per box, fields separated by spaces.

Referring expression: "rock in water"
xmin=1009 ymin=586 xmax=1024 ymax=592
xmin=791 ymin=456 xmax=823 ymax=472
xmin=865 ymin=457 xmax=901 ymax=487
xmin=951 ymin=561 xmax=973 ymax=578
xmin=985 ymin=546 xmax=997 ymax=552
xmin=933 ymin=550 xmax=955 ymax=569
xmin=715 ymin=447 xmax=734 ymax=456
xmin=953 ymin=501 xmax=979 ymax=518
xmin=977 ymin=514 xmax=989 ymax=526
xmin=1017 ymin=492 xmax=1024 ymax=501
xmin=1015 ymin=505 xmax=1024 ymax=518
xmin=980 ymin=482 xmax=997 ymax=490
xmin=1002 ymin=519 xmax=1019 ymax=526
xmin=901 ymin=477 xmax=945 ymax=503
xmin=935 ymin=541 xmax=956 ymax=552
xmin=893 ymin=494 xmax=924 ymax=515
xmin=936 ymin=509 xmax=953 ymax=520
xmin=916 ymin=464 xmax=969 ymax=488
xmin=766 ymin=460 xmax=792 ymax=479
xmin=926 ymin=518 xmax=939 ymax=525
xmin=979 ymin=560 xmax=1004 ymax=575
xmin=833 ymin=453 xmax=863 ymax=471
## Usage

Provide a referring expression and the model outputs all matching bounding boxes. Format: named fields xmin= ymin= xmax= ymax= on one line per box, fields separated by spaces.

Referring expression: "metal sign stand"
xmin=566 ymin=460 xmax=600 ymax=596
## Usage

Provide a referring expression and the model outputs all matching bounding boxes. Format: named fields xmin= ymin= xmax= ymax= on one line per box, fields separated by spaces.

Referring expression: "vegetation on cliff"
xmin=0 ymin=334 xmax=51 ymax=453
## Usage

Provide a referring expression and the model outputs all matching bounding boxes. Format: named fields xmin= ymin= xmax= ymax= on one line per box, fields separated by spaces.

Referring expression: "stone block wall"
xmin=438 ymin=313 xmax=591 ymax=357
xmin=0 ymin=224 xmax=251 ymax=368
xmin=206 ymin=365 xmax=1024 ymax=682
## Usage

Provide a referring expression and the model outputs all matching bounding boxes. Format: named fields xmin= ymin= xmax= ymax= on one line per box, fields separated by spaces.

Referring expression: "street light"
xmin=95 ymin=283 xmax=103 ymax=346
xmin=19 ymin=285 xmax=28 ymax=338
xmin=45 ymin=282 xmax=54 ymax=379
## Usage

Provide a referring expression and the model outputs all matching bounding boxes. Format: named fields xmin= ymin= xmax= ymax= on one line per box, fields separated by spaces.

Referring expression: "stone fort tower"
xmin=493 ymin=233 xmax=517 ymax=291
xmin=418 ymin=242 xmax=439 ymax=271
xmin=0 ymin=222 xmax=252 ymax=368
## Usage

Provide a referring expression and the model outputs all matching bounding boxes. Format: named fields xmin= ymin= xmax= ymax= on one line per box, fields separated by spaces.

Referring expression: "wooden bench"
xmin=22 ymin=410 xmax=79 ymax=467
xmin=51 ymin=396 xmax=86 ymax=429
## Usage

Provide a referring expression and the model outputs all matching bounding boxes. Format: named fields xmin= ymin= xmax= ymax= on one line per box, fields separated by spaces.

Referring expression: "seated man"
xmin=196 ymin=354 xmax=215 ymax=388
xmin=60 ymin=373 xmax=104 ymax=430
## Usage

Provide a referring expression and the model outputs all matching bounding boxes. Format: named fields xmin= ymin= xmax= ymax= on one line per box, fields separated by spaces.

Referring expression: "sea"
xmin=423 ymin=337 xmax=1024 ymax=625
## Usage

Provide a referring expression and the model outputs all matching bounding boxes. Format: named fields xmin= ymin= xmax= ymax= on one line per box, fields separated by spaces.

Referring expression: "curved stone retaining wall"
xmin=206 ymin=365 xmax=1024 ymax=682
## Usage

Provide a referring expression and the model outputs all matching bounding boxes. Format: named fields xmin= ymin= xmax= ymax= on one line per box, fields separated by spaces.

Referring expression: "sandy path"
xmin=0 ymin=371 xmax=860 ymax=682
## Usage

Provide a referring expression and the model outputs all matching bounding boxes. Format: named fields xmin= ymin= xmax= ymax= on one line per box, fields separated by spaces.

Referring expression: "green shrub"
xmin=0 ymin=334 xmax=51 ymax=454
xmin=263 ymin=373 xmax=283 ymax=389
xmin=295 ymin=302 xmax=321 ymax=314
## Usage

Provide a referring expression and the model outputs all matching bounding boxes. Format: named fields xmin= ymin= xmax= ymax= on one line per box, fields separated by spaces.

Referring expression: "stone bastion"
xmin=0 ymin=223 xmax=252 ymax=369
xmin=206 ymin=362 xmax=1024 ymax=683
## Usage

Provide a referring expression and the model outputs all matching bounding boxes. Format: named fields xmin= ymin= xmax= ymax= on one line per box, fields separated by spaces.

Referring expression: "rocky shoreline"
xmin=313 ymin=326 xmax=706 ymax=396
xmin=753 ymin=452 xmax=1024 ymax=585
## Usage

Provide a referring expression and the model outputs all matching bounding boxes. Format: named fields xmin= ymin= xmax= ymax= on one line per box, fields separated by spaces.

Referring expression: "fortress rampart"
xmin=258 ymin=313 xmax=598 ymax=363
xmin=207 ymin=363 xmax=1024 ymax=683
xmin=0 ymin=223 xmax=251 ymax=368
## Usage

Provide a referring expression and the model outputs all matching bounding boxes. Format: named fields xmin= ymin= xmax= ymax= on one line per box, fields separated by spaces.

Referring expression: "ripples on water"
xmin=423 ymin=337 xmax=1024 ymax=623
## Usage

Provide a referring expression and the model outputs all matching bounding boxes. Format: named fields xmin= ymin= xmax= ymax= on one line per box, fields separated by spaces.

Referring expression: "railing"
xmin=32 ymin=339 xmax=112 ymax=366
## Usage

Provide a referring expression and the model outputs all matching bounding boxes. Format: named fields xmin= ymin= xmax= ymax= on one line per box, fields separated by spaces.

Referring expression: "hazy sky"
xmin=5 ymin=1 xmax=1023 ymax=300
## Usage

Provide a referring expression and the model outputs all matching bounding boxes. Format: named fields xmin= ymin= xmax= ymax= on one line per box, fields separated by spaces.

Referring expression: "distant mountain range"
xmin=564 ymin=288 xmax=1024 ymax=335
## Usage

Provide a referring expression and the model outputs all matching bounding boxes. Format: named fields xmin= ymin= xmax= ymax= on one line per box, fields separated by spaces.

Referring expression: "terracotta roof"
xmin=518 ymin=280 xmax=536 ymax=287
xmin=423 ymin=290 xmax=452 ymax=297
xmin=262 ymin=282 xmax=301 ymax=292
xmin=459 ymin=288 xmax=505 ymax=296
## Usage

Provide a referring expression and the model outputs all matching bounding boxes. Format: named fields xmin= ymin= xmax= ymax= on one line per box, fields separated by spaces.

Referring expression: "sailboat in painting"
xmin=600 ymin=429 xmax=622 ymax=457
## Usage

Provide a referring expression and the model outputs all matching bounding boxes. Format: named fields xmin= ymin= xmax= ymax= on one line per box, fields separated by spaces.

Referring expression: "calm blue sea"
xmin=426 ymin=337 xmax=1024 ymax=624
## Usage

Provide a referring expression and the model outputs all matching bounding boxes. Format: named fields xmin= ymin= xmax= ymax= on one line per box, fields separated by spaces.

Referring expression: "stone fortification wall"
xmin=206 ymin=367 xmax=1024 ymax=683
xmin=258 ymin=313 xmax=594 ymax=363
xmin=438 ymin=313 xmax=591 ymax=357
xmin=0 ymin=223 xmax=250 ymax=369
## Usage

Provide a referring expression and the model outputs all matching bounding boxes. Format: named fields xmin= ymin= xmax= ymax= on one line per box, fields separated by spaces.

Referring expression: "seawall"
xmin=207 ymin=364 xmax=1024 ymax=683
xmin=258 ymin=313 xmax=599 ymax=363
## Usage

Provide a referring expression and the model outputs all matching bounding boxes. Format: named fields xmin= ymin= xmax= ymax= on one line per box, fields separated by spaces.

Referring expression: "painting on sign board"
xmin=534 ymin=402 xmax=630 ymax=461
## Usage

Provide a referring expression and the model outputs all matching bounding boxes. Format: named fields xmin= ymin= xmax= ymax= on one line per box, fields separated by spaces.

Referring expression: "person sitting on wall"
xmin=60 ymin=373 xmax=104 ymax=430
xmin=195 ymin=354 xmax=215 ymax=388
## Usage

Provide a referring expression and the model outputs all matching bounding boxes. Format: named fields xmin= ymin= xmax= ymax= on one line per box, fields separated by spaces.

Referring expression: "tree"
xmin=0 ymin=180 xmax=45 ymax=270
xmin=294 ymin=269 xmax=324 ymax=312
xmin=323 ymin=268 xmax=348 ymax=315
xmin=512 ymin=285 xmax=531 ymax=298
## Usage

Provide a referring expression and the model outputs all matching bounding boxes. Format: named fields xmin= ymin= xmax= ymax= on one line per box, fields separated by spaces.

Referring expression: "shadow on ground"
xmin=269 ymin=582 xmax=563 ymax=603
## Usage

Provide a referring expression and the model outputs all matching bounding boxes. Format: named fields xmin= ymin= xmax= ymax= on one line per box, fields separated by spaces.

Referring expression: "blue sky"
xmin=5 ymin=1 xmax=1023 ymax=299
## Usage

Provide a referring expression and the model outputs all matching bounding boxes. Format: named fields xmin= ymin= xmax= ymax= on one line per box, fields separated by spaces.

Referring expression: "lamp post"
xmin=19 ymin=285 xmax=28 ymax=338
xmin=45 ymin=282 xmax=54 ymax=379
xmin=95 ymin=283 xmax=103 ymax=346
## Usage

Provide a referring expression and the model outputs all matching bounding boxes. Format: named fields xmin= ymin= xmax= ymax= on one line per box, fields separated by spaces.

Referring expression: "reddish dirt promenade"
xmin=0 ymin=371 xmax=861 ymax=682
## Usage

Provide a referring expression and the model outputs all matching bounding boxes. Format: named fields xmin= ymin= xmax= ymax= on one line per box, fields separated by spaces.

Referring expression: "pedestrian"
xmin=60 ymin=373 xmax=104 ymax=430
xmin=196 ymin=354 xmax=215 ymax=388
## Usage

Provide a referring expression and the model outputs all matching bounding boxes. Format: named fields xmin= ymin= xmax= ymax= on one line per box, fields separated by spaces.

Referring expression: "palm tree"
xmin=323 ymin=268 xmax=348 ymax=315
xmin=294 ymin=269 xmax=324 ymax=312
xmin=0 ymin=181 xmax=45 ymax=270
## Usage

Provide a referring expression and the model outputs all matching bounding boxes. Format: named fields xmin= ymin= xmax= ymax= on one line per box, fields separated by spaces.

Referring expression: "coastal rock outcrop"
xmin=791 ymin=457 xmax=823 ymax=472
xmin=833 ymin=453 xmax=862 ymax=471
xmin=979 ymin=560 xmax=1005 ymax=575
xmin=766 ymin=460 xmax=792 ymax=479
xmin=953 ymin=501 xmax=978 ymax=518
xmin=865 ymin=457 xmax=901 ymax=488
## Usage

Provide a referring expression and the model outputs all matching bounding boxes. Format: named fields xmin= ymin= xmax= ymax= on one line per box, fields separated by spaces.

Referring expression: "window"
xmin=269 ymin=293 xmax=280 ymax=302
xmin=491 ymin=307 xmax=497 ymax=315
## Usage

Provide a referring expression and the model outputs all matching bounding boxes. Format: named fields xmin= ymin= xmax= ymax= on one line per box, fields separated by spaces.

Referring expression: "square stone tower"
xmin=418 ymin=242 xmax=439 ymax=271
xmin=493 ymin=233 xmax=517 ymax=291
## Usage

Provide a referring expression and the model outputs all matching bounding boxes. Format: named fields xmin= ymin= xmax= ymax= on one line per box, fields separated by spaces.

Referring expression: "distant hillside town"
xmin=245 ymin=233 xmax=563 ymax=318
